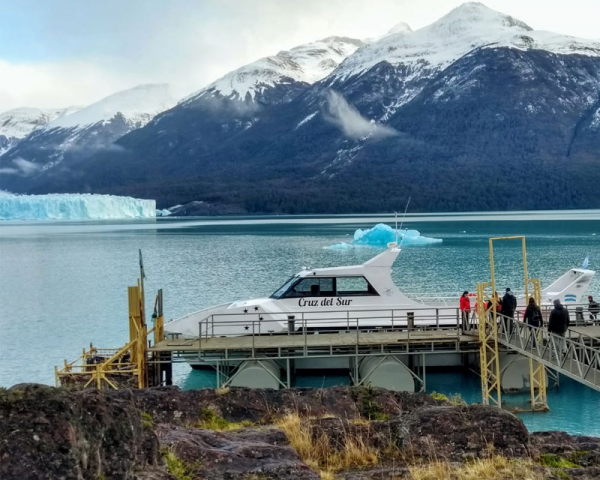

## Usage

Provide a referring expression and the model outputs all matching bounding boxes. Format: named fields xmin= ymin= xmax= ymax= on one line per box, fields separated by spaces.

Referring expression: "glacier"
xmin=0 ymin=193 xmax=156 ymax=220
xmin=324 ymin=223 xmax=442 ymax=249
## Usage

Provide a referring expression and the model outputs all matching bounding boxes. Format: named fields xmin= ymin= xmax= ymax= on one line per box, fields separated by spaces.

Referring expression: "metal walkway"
xmin=498 ymin=317 xmax=600 ymax=392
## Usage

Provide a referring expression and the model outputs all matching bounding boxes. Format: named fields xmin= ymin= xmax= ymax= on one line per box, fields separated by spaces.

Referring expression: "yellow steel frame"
xmin=477 ymin=280 xmax=501 ymax=406
xmin=478 ymin=236 xmax=547 ymax=410
xmin=56 ymin=256 xmax=165 ymax=390
xmin=528 ymin=278 xmax=548 ymax=411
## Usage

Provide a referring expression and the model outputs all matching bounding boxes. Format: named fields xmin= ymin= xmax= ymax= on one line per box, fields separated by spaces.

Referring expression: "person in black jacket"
xmin=501 ymin=288 xmax=517 ymax=333
xmin=523 ymin=297 xmax=543 ymax=347
xmin=589 ymin=296 xmax=600 ymax=323
xmin=548 ymin=299 xmax=570 ymax=354
xmin=501 ymin=288 xmax=517 ymax=318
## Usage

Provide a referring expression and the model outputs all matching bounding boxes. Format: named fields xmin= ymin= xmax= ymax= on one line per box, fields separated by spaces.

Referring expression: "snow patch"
xmin=385 ymin=22 xmax=413 ymax=36
xmin=0 ymin=193 xmax=156 ymax=220
xmin=324 ymin=223 xmax=442 ymax=249
xmin=47 ymin=84 xmax=178 ymax=131
xmin=591 ymin=107 xmax=600 ymax=130
xmin=295 ymin=112 xmax=318 ymax=129
xmin=183 ymin=37 xmax=364 ymax=103
xmin=0 ymin=106 xmax=81 ymax=140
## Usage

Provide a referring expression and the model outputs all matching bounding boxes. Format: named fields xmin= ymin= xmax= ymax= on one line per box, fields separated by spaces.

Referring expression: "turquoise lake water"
xmin=0 ymin=211 xmax=599 ymax=434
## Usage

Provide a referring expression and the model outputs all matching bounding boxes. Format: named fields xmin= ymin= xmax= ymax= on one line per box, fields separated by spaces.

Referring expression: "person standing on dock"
xmin=588 ymin=296 xmax=599 ymax=323
xmin=501 ymin=288 xmax=517 ymax=319
xmin=548 ymin=299 xmax=570 ymax=354
xmin=501 ymin=288 xmax=517 ymax=334
xmin=460 ymin=291 xmax=471 ymax=331
xmin=523 ymin=297 xmax=543 ymax=347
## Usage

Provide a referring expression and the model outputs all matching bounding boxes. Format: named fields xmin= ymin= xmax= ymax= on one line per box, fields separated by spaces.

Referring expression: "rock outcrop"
xmin=124 ymin=385 xmax=441 ymax=425
xmin=158 ymin=425 xmax=319 ymax=480
xmin=0 ymin=384 xmax=159 ymax=480
xmin=1 ymin=384 xmax=599 ymax=479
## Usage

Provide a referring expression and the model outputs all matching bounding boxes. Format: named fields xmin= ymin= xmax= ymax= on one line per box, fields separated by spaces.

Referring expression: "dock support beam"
xmin=477 ymin=281 xmax=502 ymax=407
xmin=482 ymin=236 xmax=548 ymax=411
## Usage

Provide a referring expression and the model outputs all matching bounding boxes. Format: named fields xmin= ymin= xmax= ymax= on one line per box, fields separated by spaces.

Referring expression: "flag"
xmin=583 ymin=255 xmax=589 ymax=270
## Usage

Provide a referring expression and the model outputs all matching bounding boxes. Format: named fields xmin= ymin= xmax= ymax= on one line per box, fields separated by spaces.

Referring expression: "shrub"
xmin=141 ymin=411 xmax=153 ymax=429
xmin=193 ymin=408 xmax=252 ymax=431
xmin=538 ymin=453 xmax=579 ymax=468
xmin=161 ymin=449 xmax=193 ymax=480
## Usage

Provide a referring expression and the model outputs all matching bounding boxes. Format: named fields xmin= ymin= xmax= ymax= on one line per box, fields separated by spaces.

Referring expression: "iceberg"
xmin=325 ymin=223 xmax=442 ymax=249
xmin=0 ymin=192 xmax=156 ymax=220
xmin=354 ymin=224 xmax=442 ymax=246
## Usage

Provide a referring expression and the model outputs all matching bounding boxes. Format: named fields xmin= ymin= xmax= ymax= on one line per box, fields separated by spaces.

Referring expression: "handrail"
xmin=186 ymin=302 xmax=598 ymax=344
xmin=196 ymin=311 xmax=464 ymax=338
xmin=193 ymin=306 xmax=465 ymax=362
xmin=496 ymin=315 xmax=600 ymax=392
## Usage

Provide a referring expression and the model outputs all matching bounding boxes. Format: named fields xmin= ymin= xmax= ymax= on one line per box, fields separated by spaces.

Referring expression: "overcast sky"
xmin=1 ymin=0 xmax=599 ymax=113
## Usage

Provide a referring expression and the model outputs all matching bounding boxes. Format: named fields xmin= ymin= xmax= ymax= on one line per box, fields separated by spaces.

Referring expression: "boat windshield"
xmin=270 ymin=276 xmax=298 ymax=299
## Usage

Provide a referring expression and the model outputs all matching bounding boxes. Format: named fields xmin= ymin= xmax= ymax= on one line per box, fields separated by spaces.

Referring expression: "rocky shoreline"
xmin=1 ymin=384 xmax=599 ymax=479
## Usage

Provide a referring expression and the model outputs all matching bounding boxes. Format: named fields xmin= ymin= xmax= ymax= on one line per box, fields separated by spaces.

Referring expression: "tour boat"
xmin=164 ymin=243 xmax=595 ymax=338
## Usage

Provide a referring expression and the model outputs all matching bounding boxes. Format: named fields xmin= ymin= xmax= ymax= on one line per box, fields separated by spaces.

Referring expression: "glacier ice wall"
xmin=0 ymin=193 xmax=156 ymax=220
xmin=324 ymin=223 xmax=442 ymax=249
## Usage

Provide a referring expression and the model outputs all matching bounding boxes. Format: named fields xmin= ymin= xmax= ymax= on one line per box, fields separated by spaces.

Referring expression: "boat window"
xmin=282 ymin=277 xmax=335 ymax=298
xmin=270 ymin=276 xmax=298 ymax=299
xmin=336 ymin=276 xmax=379 ymax=296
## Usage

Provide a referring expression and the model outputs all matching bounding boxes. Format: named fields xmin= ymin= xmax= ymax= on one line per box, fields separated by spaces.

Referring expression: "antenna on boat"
xmin=397 ymin=196 xmax=411 ymax=250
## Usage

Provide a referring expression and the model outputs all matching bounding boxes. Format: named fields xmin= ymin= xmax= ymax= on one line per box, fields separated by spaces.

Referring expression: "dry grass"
xmin=215 ymin=386 xmax=230 ymax=396
xmin=409 ymin=456 xmax=543 ymax=480
xmin=349 ymin=417 xmax=372 ymax=426
xmin=277 ymin=413 xmax=378 ymax=479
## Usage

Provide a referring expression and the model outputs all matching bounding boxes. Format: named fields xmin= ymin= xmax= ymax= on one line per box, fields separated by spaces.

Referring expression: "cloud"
xmin=323 ymin=90 xmax=397 ymax=139
xmin=0 ymin=59 xmax=144 ymax=111
xmin=1 ymin=0 xmax=599 ymax=112
xmin=0 ymin=158 xmax=41 ymax=176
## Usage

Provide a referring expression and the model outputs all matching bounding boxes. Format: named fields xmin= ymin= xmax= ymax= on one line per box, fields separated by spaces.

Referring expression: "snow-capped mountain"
xmin=335 ymin=2 xmax=600 ymax=81
xmin=48 ymin=83 xmax=178 ymax=131
xmin=116 ymin=36 xmax=364 ymax=160
xmin=327 ymin=2 xmax=600 ymax=121
xmin=0 ymin=84 xmax=179 ymax=182
xmin=183 ymin=36 xmax=364 ymax=104
xmin=3 ymin=3 xmax=600 ymax=213
xmin=0 ymin=106 xmax=80 ymax=155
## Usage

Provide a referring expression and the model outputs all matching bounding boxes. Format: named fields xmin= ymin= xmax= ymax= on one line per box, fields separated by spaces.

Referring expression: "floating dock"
xmin=56 ymin=237 xmax=600 ymax=414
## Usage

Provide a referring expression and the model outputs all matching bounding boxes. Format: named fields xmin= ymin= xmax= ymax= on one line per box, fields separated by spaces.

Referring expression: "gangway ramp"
xmin=498 ymin=317 xmax=600 ymax=392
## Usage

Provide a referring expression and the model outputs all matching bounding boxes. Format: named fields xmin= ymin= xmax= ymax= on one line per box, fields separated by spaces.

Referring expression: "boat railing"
xmin=195 ymin=305 xmax=472 ymax=348
xmin=402 ymin=293 xmax=458 ymax=306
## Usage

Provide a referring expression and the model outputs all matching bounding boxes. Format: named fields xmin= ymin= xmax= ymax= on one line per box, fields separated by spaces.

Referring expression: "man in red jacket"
xmin=460 ymin=291 xmax=471 ymax=332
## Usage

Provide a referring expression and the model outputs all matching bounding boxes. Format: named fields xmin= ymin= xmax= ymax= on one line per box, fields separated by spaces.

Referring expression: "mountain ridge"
xmin=1 ymin=2 xmax=599 ymax=214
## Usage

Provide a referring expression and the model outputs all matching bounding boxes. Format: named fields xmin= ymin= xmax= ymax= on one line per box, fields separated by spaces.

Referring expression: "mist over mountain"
xmin=1 ymin=3 xmax=599 ymax=213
